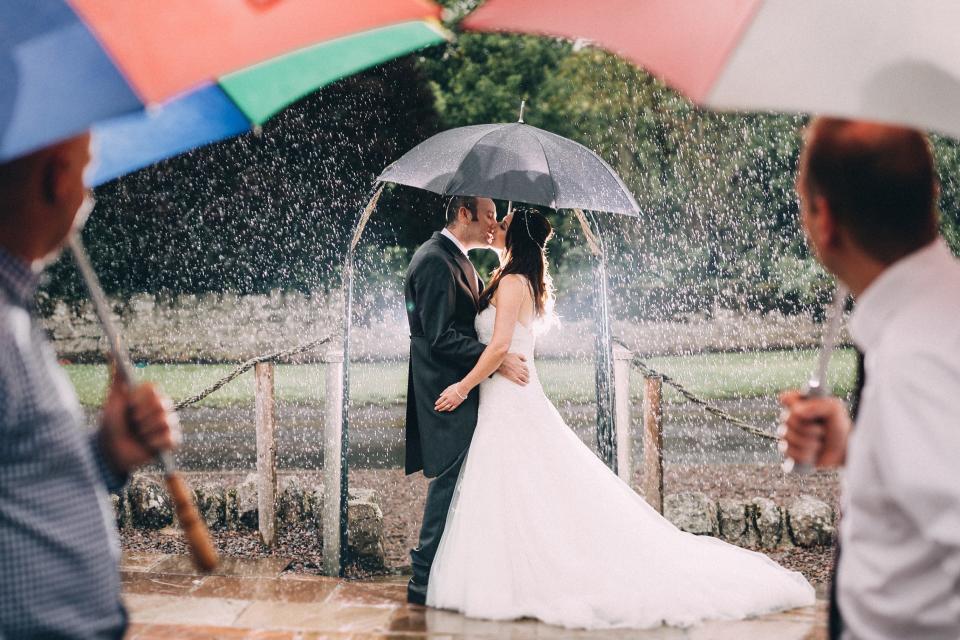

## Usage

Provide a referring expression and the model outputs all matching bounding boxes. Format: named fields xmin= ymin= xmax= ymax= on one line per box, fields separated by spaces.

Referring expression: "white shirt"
xmin=440 ymin=227 xmax=470 ymax=257
xmin=841 ymin=239 xmax=960 ymax=640
xmin=440 ymin=227 xmax=479 ymax=286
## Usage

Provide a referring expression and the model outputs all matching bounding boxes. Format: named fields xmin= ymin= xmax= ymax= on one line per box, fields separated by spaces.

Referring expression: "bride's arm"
xmin=435 ymin=275 xmax=526 ymax=412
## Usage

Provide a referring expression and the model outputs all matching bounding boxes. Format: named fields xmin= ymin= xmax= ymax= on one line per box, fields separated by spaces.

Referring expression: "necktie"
xmin=829 ymin=348 xmax=865 ymax=640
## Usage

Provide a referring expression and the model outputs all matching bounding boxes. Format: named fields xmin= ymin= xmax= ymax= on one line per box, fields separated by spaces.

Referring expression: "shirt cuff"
xmin=90 ymin=431 xmax=129 ymax=494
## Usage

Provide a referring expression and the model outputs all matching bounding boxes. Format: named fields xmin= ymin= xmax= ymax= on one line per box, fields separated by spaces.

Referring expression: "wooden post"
xmin=642 ymin=375 xmax=664 ymax=513
xmin=612 ymin=345 xmax=633 ymax=486
xmin=254 ymin=362 xmax=277 ymax=547
xmin=322 ymin=347 xmax=345 ymax=577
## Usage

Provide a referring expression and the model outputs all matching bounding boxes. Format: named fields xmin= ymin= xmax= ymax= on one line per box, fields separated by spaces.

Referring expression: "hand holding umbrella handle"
xmin=781 ymin=283 xmax=849 ymax=476
xmin=68 ymin=234 xmax=219 ymax=573
xmin=781 ymin=380 xmax=826 ymax=475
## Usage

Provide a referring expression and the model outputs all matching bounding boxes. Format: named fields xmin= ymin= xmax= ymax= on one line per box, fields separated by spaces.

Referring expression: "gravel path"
xmin=122 ymin=463 xmax=839 ymax=588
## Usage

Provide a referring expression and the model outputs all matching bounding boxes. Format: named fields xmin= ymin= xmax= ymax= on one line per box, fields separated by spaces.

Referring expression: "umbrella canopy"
xmin=463 ymin=0 xmax=960 ymax=140
xmin=2 ymin=0 xmax=441 ymax=162
xmin=377 ymin=122 xmax=640 ymax=216
xmin=90 ymin=20 xmax=448 ymax=185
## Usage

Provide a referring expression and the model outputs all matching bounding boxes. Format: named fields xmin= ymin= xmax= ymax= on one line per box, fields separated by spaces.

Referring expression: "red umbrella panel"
xmin=463 ymin=0 xmax=960 ymax=140
xmin=462 ymin=0 xmax=760 ymax=102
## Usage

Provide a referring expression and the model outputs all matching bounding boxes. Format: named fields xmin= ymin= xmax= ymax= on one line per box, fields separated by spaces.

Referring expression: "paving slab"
xmin=120 ymin=552 xmax=170 ymax=573
xmin=150 ymin=554 xmax=292 ymax=578
xmin=124 ymin=593 xmax=251 ymax=627
xmin=121 ymin=572 xmax=205 ymax=597
xmin=192 ymin=576 xmax=339 ymax=603
xmin=234 ymin=601 xmax=395 ymax=633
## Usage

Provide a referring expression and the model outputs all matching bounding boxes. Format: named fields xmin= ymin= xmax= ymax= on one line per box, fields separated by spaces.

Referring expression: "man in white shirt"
xmin=781 ymin=117 xmax=960 ymax=640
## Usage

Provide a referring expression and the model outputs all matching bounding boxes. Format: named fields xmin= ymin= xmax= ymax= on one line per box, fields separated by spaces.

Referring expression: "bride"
xmin=429 ymin=207 xmax=815 ymax=630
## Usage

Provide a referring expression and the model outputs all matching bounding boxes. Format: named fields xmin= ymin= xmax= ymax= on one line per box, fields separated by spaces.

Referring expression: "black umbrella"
xmin=335 ymin=112 xmax=639 ymax=517
xmin=377 ymin=110 xmax=640 ymax=216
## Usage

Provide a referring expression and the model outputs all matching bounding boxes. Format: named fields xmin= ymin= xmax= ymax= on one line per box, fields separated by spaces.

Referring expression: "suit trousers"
xmin=409 ymin=447 xmax=469 ymax=596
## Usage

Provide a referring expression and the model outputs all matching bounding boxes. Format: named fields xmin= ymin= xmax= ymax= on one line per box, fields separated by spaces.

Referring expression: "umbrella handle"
xmin=67 ymin=234 xmax=219 ymax=573
xmin=781 ymin=283 xmax=849 ymax=476
xmin=166 ymin=473 xmax=219 ymax=572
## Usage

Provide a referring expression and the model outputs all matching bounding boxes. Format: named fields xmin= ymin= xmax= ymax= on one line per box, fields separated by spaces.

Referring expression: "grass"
xmin=65 ymin=347 xmax=857 ymax=408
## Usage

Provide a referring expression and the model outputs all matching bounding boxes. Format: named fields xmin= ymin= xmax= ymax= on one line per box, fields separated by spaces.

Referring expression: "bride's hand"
xmin=435 ymin=383 xmax=468 ymax=412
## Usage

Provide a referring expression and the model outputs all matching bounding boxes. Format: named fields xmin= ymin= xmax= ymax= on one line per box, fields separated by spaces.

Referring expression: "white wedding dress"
xmin=426 ymin=302 xmax=816 ymax=630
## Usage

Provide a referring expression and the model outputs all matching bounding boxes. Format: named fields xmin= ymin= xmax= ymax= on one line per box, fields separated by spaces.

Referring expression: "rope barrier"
xmin=169 ymin=333 xmax=774 ymax=444
xmin=619 ymin=343 xmax=777 ymax=442
xmin=173 ymin=336 xmax=332 ymax=410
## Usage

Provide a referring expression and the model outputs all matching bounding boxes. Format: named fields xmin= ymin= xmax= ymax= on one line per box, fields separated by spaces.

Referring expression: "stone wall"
xmin=116 ymin=474 xmax=833 ymax=574
xmin=664 ymin=491 xmax=835 ymax=549
xmin=44 ymin=291 xmax=835 ymax=363
xmin=116 ymin=473 xmax=386 ymax=567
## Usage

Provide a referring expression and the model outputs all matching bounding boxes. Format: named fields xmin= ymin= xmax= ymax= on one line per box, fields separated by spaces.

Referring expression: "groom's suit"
xmin=404 ymin=231 xmax=486 ymax=476
xmin=404 ymin=231 xmax=486 ymax=601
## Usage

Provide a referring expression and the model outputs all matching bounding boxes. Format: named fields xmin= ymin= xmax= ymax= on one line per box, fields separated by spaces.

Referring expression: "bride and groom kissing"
xmin=402 ymin=195 xmax=815 ymax=629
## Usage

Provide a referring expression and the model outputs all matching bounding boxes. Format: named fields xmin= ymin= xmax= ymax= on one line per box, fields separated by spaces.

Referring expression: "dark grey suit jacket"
xmin=404 ymin=232 xmax=485 ymax=477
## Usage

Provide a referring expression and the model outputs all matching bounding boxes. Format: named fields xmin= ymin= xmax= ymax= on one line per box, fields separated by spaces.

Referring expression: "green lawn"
xmin=65 ymin=347 xmax=856 ymax=408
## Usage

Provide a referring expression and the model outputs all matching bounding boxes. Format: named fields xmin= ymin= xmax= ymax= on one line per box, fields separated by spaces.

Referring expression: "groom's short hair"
xmin=801 ymin=117 xmax=938 ymax=264
xmin=445 ymin=195 xmax=479 ymax=227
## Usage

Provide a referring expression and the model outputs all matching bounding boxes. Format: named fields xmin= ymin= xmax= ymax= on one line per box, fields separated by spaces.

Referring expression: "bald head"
xmin=799 ymin=118 xmax=938 ymax=264
xmin=0 ymin=133 xmax=91 ymax=263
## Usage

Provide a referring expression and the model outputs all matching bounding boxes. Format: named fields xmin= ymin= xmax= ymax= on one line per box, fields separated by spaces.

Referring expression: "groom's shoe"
xmin=407 ymin=579 xmax=428 ymax=606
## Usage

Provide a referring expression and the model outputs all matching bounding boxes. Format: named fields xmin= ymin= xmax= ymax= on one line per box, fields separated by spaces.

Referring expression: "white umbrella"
xmin=465 ymin=0 xmax=960 ymax=139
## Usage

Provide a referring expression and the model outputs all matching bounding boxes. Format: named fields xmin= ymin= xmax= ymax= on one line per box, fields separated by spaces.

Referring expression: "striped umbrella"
xmin=89 ymin=20 xmax=448 ymax=185
xmin=463 ymin=0 xmax=960 ymax=140
xmin=1 ymin=0 xmax=441 ymax=162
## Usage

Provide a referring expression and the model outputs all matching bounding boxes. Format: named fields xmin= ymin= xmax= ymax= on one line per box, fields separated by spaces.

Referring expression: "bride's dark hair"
xmin=479 ymin=207 xmax=554 ymax=316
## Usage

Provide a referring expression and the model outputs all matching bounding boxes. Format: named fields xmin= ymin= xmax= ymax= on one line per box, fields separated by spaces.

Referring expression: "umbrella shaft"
xmin=67 ymin=235 xmax=136 ymax=384
xmin=68 ymin=234 xmax=174 ymax=474
xmin=810 ymin=283 xmax=850 ymax=393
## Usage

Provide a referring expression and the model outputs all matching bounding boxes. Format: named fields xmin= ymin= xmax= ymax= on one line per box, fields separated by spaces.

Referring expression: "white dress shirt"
xmin=440 ymin=227 xmax=479 ymax=285
xmin=440 ymin=227 xmax=470 ymax=257
xmin=840 ymin=239 xmax=960 ymax=640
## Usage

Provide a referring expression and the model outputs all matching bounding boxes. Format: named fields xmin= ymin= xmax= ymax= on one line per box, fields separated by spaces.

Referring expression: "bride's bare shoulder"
xmin=495 ymin=274 xmax=528 ymax=299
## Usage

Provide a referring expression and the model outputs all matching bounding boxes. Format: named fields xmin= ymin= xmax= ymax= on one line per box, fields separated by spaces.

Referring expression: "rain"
xmin=40 ymin=6 xmax=960 ymax=604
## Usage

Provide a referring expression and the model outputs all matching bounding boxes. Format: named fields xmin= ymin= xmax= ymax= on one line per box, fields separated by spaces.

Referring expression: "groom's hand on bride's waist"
xmin=498 ymin=353 xmax=529 ymax=386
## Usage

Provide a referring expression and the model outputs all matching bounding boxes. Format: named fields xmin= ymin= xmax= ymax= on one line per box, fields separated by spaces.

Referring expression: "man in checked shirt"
xmin=0 ymin=133 xmax=179 ymax=639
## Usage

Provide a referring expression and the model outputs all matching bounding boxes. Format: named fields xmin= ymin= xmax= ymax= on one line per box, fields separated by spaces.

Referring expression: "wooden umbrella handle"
xmin=69 ymin=235 xmax=219 ymax=573
xmin=165 ymin=473 xmax=219 ymax=572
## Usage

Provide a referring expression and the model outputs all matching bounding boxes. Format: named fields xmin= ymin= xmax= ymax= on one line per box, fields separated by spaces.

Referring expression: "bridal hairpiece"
xmin=523 ymin=211 xmax=545 ymax=250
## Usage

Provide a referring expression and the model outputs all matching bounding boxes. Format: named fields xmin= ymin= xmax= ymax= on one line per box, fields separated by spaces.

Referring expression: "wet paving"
xmin=121 ymin=552 xmax=827 ymax=639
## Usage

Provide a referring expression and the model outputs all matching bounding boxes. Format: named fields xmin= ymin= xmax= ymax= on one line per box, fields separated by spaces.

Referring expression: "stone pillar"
xmin=255 ymin=362 xmax=277 ymax=547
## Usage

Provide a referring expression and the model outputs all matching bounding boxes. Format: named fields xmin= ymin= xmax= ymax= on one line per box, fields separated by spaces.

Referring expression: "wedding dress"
xmin=427 ymin=302 xmax=816 ymax=630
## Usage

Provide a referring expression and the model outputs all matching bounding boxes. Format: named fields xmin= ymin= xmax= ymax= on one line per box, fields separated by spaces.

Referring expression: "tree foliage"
xmin=42 ymin=24 xmax=960 ymax=324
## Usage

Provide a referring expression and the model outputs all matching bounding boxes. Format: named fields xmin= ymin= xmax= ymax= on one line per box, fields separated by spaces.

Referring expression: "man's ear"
xmin=812 ymin=194 xmax=842 ymax=251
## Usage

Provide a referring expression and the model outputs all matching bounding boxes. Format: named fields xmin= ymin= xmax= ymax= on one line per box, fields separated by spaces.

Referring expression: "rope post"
xmin=613 ymin=345 xmax=633 ymax=486
xmin=254 ymin=362 xmax=277 ymax=547
xmin=642 ymin=375 xmax=664 ymax=513
xmin=322 ymin=346 xmax=346 ymax=577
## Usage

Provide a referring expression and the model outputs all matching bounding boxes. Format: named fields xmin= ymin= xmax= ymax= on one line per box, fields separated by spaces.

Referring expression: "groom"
xmin=404 ymin=195 xmax=529 ymax=605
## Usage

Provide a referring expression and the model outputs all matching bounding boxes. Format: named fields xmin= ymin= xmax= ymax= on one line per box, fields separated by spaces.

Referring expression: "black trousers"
xmin=829 ymin=544 xmax=843 ymax=639
xmin=409 ymin=447 xmax=468 ymax=596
